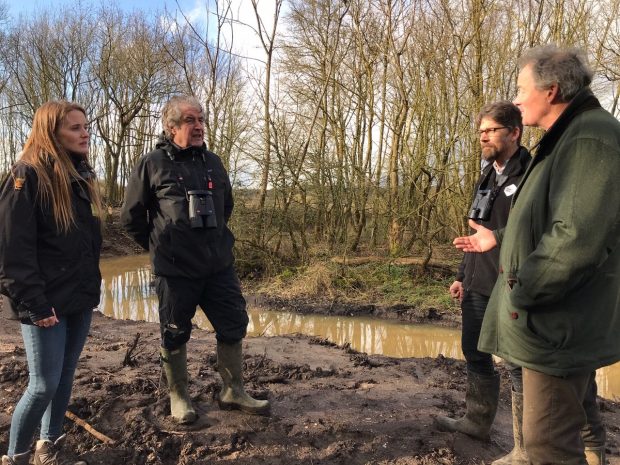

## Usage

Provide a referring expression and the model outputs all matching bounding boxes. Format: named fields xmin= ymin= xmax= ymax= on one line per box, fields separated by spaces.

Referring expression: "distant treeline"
xmin=0 ymin=0 xmax=618 ymax=269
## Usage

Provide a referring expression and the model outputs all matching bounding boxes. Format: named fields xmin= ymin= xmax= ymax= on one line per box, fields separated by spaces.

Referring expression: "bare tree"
xmin=93 ymin=7 xmax=177 ymax=204
xmin=163 ymin=1 xmax=253 ymax=176
xmin=249 ymin=0 xmax=284 ymax=248
xmin=0 ymin=0 xmax=617 ymax=270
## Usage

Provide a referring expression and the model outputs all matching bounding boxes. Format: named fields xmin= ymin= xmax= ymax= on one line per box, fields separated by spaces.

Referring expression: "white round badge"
xmin=504 ymin=184 xmax=517 ymax=196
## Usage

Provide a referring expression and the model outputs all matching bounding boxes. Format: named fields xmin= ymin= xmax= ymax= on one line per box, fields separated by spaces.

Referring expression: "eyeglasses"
xmin=478 ymin=126 xmax=508 ymax=136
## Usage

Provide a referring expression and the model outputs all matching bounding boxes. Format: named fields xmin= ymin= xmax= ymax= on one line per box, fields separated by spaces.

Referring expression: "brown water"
xmin=99 ymin=254 xmax=620 ymax=400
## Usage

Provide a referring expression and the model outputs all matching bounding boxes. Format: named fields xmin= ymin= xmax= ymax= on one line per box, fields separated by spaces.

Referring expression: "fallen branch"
xmin=65 ymin=411 xmax=116 ymax=445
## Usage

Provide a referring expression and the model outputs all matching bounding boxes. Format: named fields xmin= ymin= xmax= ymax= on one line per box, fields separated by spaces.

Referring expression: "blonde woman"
xmin=0 ymin=101 xmax=102 ymax=465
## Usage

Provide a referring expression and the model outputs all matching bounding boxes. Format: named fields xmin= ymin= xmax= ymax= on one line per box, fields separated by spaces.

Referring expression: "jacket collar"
xmin=510 ymin=89 xmax=600 ymax=204
xmin=156 ymin=133 xmax=208 ymax=161
xmin=534 ymin=88 xmax=601 ymax=156
xmin=501 ymin=146 xmax=531 ymax=178
xmin=482 ymin=146 xmax=530 ymax=179
xmin=69 ymin=153 xmax=95 ymax=182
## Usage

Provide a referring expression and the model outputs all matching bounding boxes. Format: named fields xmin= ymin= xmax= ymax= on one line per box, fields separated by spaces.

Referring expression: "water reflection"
xmin=99 ymin=256 xmax=159 ymax=323
xmin=99 ymin=255 xmax=620 ymax=400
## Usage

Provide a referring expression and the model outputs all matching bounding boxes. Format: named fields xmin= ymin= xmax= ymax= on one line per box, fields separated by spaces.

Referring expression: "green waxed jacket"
xmin=478 ymin=89 xmax=620 ymax=377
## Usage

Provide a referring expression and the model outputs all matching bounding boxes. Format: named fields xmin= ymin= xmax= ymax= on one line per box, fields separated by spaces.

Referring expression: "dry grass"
xmin=257 ymin=256 xmax=458 ymax=312
xmin=261 ymin=262 xmax=338 ymax=300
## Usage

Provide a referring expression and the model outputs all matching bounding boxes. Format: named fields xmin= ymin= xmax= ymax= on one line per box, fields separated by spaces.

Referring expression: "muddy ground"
xmin=0 ymin=312 xmax=619 ymax=465
xmin=0 ymin=223 xmax=618 ymax=464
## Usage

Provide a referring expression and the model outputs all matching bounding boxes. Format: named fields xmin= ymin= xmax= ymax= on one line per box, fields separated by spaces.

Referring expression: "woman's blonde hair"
xmin=19 ymin=100 xmax=103 ymax=232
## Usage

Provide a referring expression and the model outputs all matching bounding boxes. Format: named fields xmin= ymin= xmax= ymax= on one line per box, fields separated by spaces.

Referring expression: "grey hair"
xmin=518 ymin=45 xmax=593 ymax=102
xmin=476 ymin=101 xmax=523 ymax=138
xmin=161 ymin=95 xmax=204 ymax=138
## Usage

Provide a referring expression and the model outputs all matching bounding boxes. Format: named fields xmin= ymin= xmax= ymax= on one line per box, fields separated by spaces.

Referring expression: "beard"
xmin=481 ymin=145 xmax=499 ymax=162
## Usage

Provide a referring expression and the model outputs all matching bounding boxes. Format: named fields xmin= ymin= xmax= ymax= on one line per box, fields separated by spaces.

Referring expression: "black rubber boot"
xmin=435 ymin=371 xmax=500 ymax=439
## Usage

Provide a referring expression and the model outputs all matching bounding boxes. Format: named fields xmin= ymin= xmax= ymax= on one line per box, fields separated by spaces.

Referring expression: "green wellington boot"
xmin=160 ymin=345 xmax=198 ymax=424
xmin=217 ymin=340 xmax=270 ymax=415
xmin=1 ymin=452 xmax=30 ymax=465
xmin=492 ymin=391 xmax=529 ymax=465
xmin=436 ymin=371 xmax=500 ymax=439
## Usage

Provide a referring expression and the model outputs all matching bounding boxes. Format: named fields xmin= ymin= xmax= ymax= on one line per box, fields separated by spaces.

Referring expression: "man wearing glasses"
xmin=121 ymin=95 xmax=270 ymax=425
xmin=437 ymin=102 xmax=530 ymax=456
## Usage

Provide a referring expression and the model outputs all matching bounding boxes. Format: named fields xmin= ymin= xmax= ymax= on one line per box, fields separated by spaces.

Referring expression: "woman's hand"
xmin=35 ymin=308 xmax=59 ymax=328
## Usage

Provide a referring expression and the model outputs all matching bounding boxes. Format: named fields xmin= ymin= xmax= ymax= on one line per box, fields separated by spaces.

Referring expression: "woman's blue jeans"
xmin=8 ymin=311 xmax=92 ymax=455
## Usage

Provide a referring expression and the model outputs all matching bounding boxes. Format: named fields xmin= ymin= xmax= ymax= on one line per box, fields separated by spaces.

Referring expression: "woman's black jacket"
xmin=0 ymin=158 xmax=102 ymax=323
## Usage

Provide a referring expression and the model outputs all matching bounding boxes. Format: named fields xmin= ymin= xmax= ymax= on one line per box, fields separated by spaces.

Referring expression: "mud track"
xmin=1 ymin=312 xmax=619 ymax=464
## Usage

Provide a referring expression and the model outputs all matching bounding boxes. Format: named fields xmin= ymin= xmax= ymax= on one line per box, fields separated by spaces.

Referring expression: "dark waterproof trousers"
xmin=461 ymin=291 xmax=495 ymax=376
xmin=462 ymin=291 xmax=523 ymax=388
xmin=156 ymin=266 xmax=249 ymax=350
xmin=523 ymin=368 xmax=605 ymax=465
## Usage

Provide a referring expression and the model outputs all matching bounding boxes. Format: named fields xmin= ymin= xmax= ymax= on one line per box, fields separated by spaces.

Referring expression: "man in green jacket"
xmin=454 ymin=45 xmax=619 ymax=464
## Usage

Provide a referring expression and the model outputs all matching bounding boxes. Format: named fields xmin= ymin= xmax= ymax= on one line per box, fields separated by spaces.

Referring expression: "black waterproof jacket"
xmin=120 ymin=138 xmax=235 ymax=279
xmin=0 ymin=158 xmax=102 ymax=322
xmin=455 ymin=147 xmax=531 ymax=296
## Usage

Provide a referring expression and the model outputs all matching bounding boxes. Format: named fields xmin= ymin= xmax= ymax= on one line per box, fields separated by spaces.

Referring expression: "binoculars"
xmin=188 ymin=190 xmax=217 ymax=229
xmin=468 ymin=188 xmax=496 ymax=221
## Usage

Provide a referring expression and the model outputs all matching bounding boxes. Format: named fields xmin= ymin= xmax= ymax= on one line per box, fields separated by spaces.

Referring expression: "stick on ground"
xmin=65 ymin=411 xmax=116 ymax=445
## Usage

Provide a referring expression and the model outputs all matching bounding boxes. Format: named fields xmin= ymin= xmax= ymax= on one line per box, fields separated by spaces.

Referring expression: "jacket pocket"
xmin=153 ymin=222 xmax=175 ymax=260
xmin=170 ymin=226 xmax=215 ymax=258
xmin=39 ymin=255 xmax=76 ymax=287
xmin=526 ymin=311 xmax=565 ymax=350
xmin=497 ymin=281 xmax=559 ymax=362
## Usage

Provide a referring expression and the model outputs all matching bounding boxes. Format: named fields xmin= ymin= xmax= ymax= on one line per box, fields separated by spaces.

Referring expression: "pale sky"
xmin=6 ymin=0 xmax=202 ymax=18
xmin=6 ymin=0 xmax=279 ymax=66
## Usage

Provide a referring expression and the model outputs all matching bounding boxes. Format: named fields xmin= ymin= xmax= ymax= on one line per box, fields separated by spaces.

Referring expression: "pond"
xmin=99 ymin=254 xmax=620 ymax=400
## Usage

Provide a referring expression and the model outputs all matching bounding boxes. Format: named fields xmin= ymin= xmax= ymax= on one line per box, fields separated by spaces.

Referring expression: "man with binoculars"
xmin=121 ymin=95 xmax=269 ymax=424
xmin=437 ymin=102 xmax=530 ymax=459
